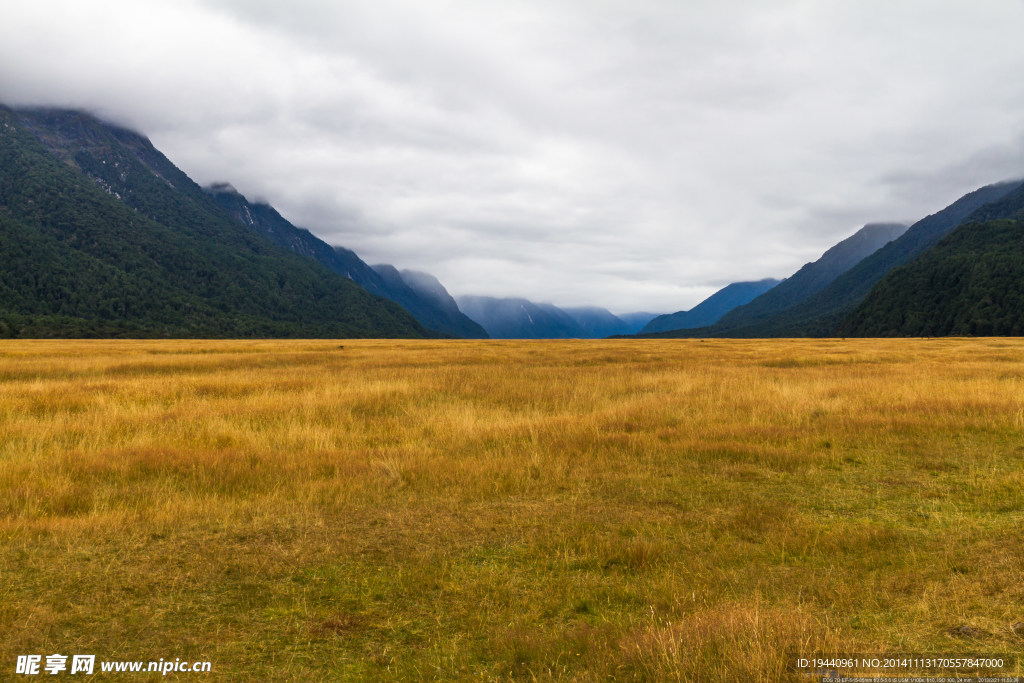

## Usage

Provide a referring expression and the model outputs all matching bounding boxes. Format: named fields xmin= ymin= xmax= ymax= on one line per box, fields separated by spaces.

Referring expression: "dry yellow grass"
xmin=1 ymin=338 xmax=1023 ymax=680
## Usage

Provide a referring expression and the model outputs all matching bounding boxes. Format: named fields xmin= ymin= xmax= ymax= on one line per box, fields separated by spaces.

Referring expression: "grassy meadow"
xmin=1 ymin=338 xmax=1023 ymax=680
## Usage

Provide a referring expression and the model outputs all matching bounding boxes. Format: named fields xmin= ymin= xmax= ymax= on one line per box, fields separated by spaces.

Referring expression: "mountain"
xmin=562 ymin=307 xmax=632 ymax=337
xmin=205 ymin=183 xmax=486 ymax=338
xmin=456 ymin=297 xmax=651 ymax=339
xmin=708 ymin=223 xmax=908 ymax=331
xmin=0 ymin=106 xmax=428 ymax=338
xmin=640 ymin=278 xmax=781 ymax=334
xmin=752 ymin=180 xmax=1024 ymax=337
xmin=959 ymin=181 xmax=1024 ymax=224
xmin=394 ymin=268 xmax=489 ymax=338
xmin=617 ymin=312 xmax=661 ymax=332
xmin=456 ymin=296 xmax=586 ymax=339
xmin=839 ymin=217 xmax=1024 ymax=336
xmin=371 ymin=265 xmax=488 ymax=338
xmin=642 ymin=180 xmax=1023 ymax=338
xmin=205 ymin=184 xmax=389 ymax=293
xmin=393 ymin=268 xmax=465 ymax=319
xmin=839 ymin=183 xmax=1024 ymax=336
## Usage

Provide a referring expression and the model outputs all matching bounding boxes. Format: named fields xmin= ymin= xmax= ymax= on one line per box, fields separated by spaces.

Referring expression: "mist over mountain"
xmin=5 ymin=103 xmax=1023 ymax=341
xmin=393 ymin=268 xmax=489 ymax=338
xmin=0 ymin=106 xmax=427 ymax=338
xmin=839 ymin=186 xmax=1024 ymax=336
xmin=750 ymin=180 xmax=1024 ymax=337
xmin=707 ymin=222 xmax=908 ymax=332
xmin=205 ymin=183 xmax=487 ymax=338
xmin=455 ymin=296 xmax=655 ymax=339
xmin=639 ymin=222 xmax=908 ymax=337
xmin=641 ymin=278 xmax=781 ymax=334
xmin=562 ymin=307 xmax=634 ymax=338
xmin=371 ymin=265 xmax=488 ymax=338
xmin=455 ymin=296 xmax=582 ymax=339
xmin=638 ymin=181 xmax=1023 ymax=338
xmin=395 ymin=268 xmax=470 ymax=322
xmin=206 ymin=184 xmax=388 ymax=294
xmin=961 ymin=181 xmax=1024 ymax=224
xmin=617 ymin=312 xmax=661 ymax=331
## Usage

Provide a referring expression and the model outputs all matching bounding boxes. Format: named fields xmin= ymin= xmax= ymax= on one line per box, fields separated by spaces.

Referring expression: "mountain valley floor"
xmin=1 ymin=338 xmax=1023 ymax=680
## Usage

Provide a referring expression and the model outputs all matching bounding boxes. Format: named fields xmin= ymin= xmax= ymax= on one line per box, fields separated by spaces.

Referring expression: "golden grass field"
xmin=1 ymin=338 xmax=1023 ymax=680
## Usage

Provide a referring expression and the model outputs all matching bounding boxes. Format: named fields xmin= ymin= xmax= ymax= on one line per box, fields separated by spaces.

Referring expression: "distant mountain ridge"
xmin=0 ymin=106 xmax=428 ymax=338
xmin=457 ymin=296 xmax=581 ymax=339
xmin=562 ymin=307 xmax=635 ymax=338
xmin=708 ymin=222 xmax=908 ymax=332
xmin=370 ymin=265 xmax=488 ymax=338
xmin=393 ymin=268 xmax=471 ymax=325
xmin=617 ymin=312 xmax=661 ymax=331
xmin=641 ymin=278 xmax=781 ymax=334
xmin=455 ymin=296 xmax=652 ymax=339
xmin=206 ymin=183 xmax=487 ymax=338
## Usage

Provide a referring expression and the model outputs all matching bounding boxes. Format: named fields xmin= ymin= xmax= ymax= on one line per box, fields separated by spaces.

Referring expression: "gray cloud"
xmin=2 ymin=0 xmax=1023 ymax=314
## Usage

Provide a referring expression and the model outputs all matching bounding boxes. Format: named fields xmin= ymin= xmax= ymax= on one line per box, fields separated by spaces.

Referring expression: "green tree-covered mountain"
xmin=838 ymin=218 xmax=1024 ymax=336
xmin=837 ymin=179 xmax=1024 ymax=338
xmin=0 ymin=106 xmax=428 ymax=338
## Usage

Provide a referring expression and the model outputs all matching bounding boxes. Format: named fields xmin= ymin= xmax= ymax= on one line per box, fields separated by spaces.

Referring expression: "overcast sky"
xmin=2 ymin=1 xmax=1023 ymax=313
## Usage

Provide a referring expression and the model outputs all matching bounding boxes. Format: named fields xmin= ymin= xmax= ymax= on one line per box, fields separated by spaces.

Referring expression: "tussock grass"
xmin=1 ymin=338 xmax=1023 ymax=680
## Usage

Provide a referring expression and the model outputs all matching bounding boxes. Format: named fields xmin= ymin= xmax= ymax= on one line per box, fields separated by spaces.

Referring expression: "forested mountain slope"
xmin=0 ymin=107 xmax=428 ymax=338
